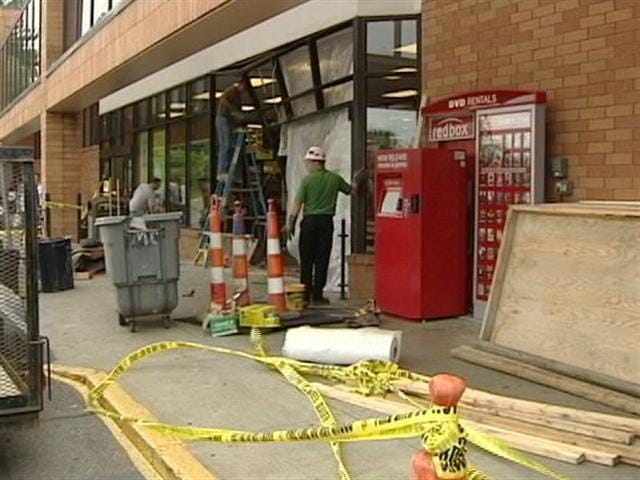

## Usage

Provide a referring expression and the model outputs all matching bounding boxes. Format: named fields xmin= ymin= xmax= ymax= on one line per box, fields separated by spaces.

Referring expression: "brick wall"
xmin=423 ymin=0 xmax=639 ymax=200
xmin=41 ymin=112 xmax=82 ymax=238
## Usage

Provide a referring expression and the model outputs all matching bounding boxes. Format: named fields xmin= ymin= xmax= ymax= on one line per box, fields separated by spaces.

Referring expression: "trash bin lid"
xmin=95 ymin=215 xmax=129 ymax=227
xmin=38 ymin=236 xmax=71 ymax=245
xmin=143 ymin=212 xmax=183 ymax=222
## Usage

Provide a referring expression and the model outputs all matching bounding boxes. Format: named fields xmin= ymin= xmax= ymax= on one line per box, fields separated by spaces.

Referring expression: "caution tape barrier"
xmin=43 ymin=201 xmax=83 ymax=211
xmin=86 ymin=334 xmax=572 ymax=480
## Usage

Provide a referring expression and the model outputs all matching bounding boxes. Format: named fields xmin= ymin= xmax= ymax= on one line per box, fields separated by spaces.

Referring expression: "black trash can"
xmin=38 ymin=237 xmax=74 ymax=292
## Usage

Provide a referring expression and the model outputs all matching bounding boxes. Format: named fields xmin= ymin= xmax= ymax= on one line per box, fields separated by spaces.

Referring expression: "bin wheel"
xmin=118 ymin=314 xmax=128 ymax=326
xmin=163 ymin=316 xmax=170 ymax=329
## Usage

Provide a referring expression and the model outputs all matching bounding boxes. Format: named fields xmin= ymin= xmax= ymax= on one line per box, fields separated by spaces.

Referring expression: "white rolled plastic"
xmin=282 ymin=326 xmax=402 ymax=365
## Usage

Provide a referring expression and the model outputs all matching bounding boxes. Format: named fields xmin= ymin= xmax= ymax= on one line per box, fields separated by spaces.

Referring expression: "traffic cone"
xmin=409 ymin=374 xmax=468 ymax=480
xmin=266 ymin=199 xmax=286 ymax=311
xmin=209 ymin=195 xmax=227 ymax=309
xmin=232 ymin=200 xmax=250 ymax=306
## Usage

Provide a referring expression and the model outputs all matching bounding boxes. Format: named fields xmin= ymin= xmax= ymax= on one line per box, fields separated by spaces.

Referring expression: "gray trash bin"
xmin=96 ymin=212 xmax=182 ymax=331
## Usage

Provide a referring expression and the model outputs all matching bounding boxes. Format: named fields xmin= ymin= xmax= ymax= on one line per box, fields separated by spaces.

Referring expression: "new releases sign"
xmin=428 ymin=115 xmax=475 ymax=142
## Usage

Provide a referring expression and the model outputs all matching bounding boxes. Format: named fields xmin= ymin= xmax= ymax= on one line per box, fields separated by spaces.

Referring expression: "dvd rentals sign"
xmin=427 ymin=93 xmax=500 ymax=142
xmin=424 ymin=90 xmax=546 ymax=143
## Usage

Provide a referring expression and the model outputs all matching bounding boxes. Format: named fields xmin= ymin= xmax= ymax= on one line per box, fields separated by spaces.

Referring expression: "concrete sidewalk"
xmin=40 ymin=262 xmax=639 ymax=480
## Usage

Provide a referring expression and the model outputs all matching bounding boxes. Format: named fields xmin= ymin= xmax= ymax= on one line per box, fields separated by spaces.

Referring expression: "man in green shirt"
xmin=286 ymin=146 xmax=357 ymax=305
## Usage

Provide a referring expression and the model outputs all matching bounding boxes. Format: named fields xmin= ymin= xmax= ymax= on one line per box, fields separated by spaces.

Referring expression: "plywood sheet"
xmin=482 ymin=204 xmax=640 ymax=387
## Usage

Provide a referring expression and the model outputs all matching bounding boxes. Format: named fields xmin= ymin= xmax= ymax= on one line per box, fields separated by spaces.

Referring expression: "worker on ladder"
xmin=215 ymin=80 xmax=248 ymax=182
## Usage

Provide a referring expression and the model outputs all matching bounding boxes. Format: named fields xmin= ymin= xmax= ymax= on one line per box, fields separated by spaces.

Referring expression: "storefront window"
xmin=151 ymin=127 xmax=166 ymax=187
xmin=123 ymin=105 xmax=134 ymax=147
xmin=136 ymin=99 xmax=149 ymax=128
xmin=363 ymin=18 xmax=419 ymax=251
xmin=100 ymin=114 xmax=110 ymax=150
xmin=366 ymin=23 xmax=419 ymax=83
xmin=317 ymin=27 xmax=353 ymax=83
xmin=169 ymin=86 xmax=186 ymax=119
xmin=279 ymin=45 xmax=313 ymax=97
xmin=110 ymin=110 xmax=122 ymax=146
xmin=366 ymin=19 xmax=417 ymax=72
xmin=290 ymin=93 xmax=316 ymax=117
xmin=137 ymin=131 xmax=148 ymax=184
xmin=190 ymin=77 xmax=210 ymax=115
xmin=189 ymin=116 xmax=211 ymax=228
xmin=152 ymin=93 xmax=166 ymax=123
xmin=323 ymin=81 xmax=353 ymax=108
xmin=168 ymin=121 xmax=187 ymax=219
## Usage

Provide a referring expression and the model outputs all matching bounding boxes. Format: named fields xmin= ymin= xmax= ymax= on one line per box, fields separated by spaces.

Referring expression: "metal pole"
xmin=340 ymin=218 xmax=348 ymax=300
xmin=108 ymin=179 xmax=113 ymax=216
xmin=44 ymin=192 xmax=51 ymax=237
xmin=116 ymin=179 xmax=121 ymax=216
xmin=76 ymin=193 xmax=82 ymax=241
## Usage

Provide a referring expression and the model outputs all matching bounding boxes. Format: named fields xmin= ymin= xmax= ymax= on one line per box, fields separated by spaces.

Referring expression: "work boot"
xmin=311 ymin=296 xmax=330 ymax=306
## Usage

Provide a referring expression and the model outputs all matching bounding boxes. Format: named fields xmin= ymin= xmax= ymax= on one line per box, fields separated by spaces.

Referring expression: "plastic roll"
xmin=282 ymin=326 xmax=402 ymax=365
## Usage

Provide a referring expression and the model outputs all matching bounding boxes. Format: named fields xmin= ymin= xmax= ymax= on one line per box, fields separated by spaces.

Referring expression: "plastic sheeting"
xmin=285 ymin=108 xmax=351 ymax=292
xmin=282 ymin=326 xmax=402 ymax=365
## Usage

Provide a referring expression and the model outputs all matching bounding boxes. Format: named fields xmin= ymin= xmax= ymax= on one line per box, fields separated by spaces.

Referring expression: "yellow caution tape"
xmin=43 ymin=201 xmax=83 ymax=211
xmin=86 ymin=338 xmax=571 ymax=480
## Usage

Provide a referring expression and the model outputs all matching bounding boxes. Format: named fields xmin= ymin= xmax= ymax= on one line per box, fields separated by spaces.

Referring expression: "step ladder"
xmin=215 ymin=130 xmax=267 ymax=218
xmin=193 ymin=130 xmax=267 ymax=266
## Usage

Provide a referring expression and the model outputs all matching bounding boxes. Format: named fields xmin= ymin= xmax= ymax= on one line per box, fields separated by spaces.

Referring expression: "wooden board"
xmin=396 ymin=379 xmax=640 ymax=435
xmin=475 ymin=341 xmax=640 ymax=397
xmin=481 ymin=204 xmax=640 ymax=388
xmin=451 ymin=345 xmax=640 ymax=415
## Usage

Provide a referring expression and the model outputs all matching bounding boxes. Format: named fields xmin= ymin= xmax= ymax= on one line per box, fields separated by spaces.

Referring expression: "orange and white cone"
xmin=232 ymin=200 xmax=250 ymax=306
xmin=266 ymin=199 xmax=286 ymax=311
xmin=209 ymin=195 xmax=227 ymax=310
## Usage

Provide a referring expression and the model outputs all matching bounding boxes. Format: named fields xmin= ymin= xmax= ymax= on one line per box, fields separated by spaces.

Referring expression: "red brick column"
xmin=40 ymin=112 xmax=82 ymax=239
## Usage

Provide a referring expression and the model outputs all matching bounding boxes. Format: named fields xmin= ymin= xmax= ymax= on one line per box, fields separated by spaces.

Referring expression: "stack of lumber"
xmin=313 ymin=379 xmax=640 ymax=467
xmin=72 ymin=240 xmax=105 ymax=280
xmin=470 ymin=203 xmax=640 ymax=412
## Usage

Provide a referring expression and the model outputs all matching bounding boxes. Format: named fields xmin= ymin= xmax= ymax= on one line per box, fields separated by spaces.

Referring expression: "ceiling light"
xmin=264 ymin=96 xmax=282 ymax=104
xmin=392 ymin=67 xmax=417 ymax=73
xmin=381 ymin=89 xmax=419 ymax=99
xmin=169 ymin=112 xmax=184 ymax=118
xmin=250 ymin=77 xmax=275 ymax=87
xmin=385 ymin=75 xmax=402 ymax=80
xmin=393 ymin=43 xmax=417 ymax=55
xmin=192 ymin=92 xmax=210 ymax=100
xmin=215 ymin=91 xmax=223 ymax=98
xmin=241 ymin=105 xmax=255 ymax=111
xmin=170 ymin=102 xmax=186 ymax=109
xmin=247 ymin=123 xmax=263 ymax=129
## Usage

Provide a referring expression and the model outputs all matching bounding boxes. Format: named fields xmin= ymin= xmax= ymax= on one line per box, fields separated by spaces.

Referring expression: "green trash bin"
xmin=96 ymin=212 xmax=182 ymax=331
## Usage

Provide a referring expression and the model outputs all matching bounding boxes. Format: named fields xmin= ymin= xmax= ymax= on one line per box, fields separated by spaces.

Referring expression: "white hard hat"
xmin=304 ymin=146 xmax=326 ymax=162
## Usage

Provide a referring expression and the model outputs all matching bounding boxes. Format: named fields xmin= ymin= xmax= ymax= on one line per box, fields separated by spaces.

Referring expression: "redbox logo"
xmin=428 ymin=115 xmax=474 ymax=142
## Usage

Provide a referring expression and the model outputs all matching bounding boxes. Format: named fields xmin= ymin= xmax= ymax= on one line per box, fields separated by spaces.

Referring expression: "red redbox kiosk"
xmin=424 ymin=90 xmax=547 ymax=318
xmin=374 ymin=148 xmax=468 ymax=321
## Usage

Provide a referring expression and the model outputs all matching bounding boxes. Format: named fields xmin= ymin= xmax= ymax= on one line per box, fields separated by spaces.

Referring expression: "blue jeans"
xmin=215 ymin=115 xmax=232 ymax=176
